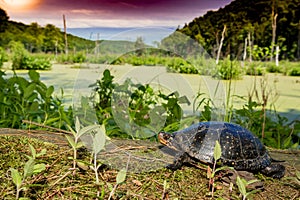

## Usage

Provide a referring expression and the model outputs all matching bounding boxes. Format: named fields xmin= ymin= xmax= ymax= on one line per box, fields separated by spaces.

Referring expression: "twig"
xmin=49 ymin=171 xmax=72 ymax=188
xmin=22 ymin=120 xmax=72 ymax=134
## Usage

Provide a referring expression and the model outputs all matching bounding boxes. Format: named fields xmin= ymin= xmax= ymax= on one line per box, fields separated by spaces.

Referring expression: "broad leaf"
xmin=65 ymin=135 xmax=76 ymax=149
xmin=10 ymin=168 xmax=22 ymax=188
xmin=66 ymin=124 xmax=76 ymax=137
xmin=23 ymin=158 xmax=35 ymax=179
xmin=76 ymin=141 xmax=84 ymax=149
xmin=213 ymin=140 xmax=222 ymax=161
xmin=116 ymin=169 xmax=127 ymax=184
xmin=33 ymin=163 xmax=46 ymax=174
xmin=92 ymin=125 xmax=106 ymax=154
xmin=28 ymin=70 xmax=40 ymax=82
xmin=29 ymin=144 xmax=36 ymax=159
xmin=46 ymin=85 xmax=54 ymax=98
xmin=24 ymin=84 xmax=36 ymax=99
xmin=236 ymin=176 xmax=247 ymax=196
xmin=78 ymin=124 xmax=102 ymax=139
xmin=75 ymin=116 xmax=81 ymax=134
xmin=36 ymin=149 xmax=47 ymax=158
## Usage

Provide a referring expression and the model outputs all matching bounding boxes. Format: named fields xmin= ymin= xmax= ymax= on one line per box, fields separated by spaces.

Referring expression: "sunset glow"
xmin=1 ymin=0 xmax=40 ymax=10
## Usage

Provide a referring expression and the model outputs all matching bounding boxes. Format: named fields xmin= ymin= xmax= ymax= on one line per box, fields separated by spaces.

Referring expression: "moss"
xmin=0 ymin=133 xmax=299 ymax=199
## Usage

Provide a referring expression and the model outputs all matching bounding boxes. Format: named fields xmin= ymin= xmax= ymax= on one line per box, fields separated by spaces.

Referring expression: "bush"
xmin=245 ymin=62 xmax=265 ymax=76
xmin=287 ymin=67 xmax=300 ymax=76
xmin=57 ymin=52 xmax=86 ymax=64
xmin=0 ymin=47 xmax=8 ymax=68
xmin=0 ymin=70 xmax=73 ymax=129
xmin=89 ymin=69 xmax=190 ymax=138
xmin=265 ymin=62 xmax=281 ymax=73
xmin=215 ymin=56 xmax=243 ymax=80
xmin=20 ymin=55 xmax=52 ymax=70
xmin=9 ymin=41 xmax=51 ymax=70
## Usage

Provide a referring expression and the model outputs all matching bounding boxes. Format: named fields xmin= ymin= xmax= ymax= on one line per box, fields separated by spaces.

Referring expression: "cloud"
xmin=4 ymin=0 xmax=233 ymax=28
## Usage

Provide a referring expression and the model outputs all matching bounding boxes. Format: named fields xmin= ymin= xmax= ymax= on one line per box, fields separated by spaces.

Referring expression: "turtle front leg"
xmin=261 ymin=164 xmax=285 ymax=179
xmin=167 ymin=152 xmax=190 ymax=170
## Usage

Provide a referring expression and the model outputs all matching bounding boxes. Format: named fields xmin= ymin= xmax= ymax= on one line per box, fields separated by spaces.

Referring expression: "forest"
xmin=162 ymin=0 xmax=300 ymax=61
xmin=0 ymin=8 xmax=95 ymax=53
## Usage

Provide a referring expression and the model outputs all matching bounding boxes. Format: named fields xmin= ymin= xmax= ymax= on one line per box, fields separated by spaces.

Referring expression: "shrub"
xmin=9 ymin=41 xmax=51 ymax=70
xmin=245 ymin=62 xmax=265 ymax=76
xmin=19 ymin=55 xmax=52 ymax=70
xmin=89 ymin=69 xmax=190 ymax=138
xmin=72 ymin=52 xmax=86 ymax=63
xmin=288 ymin=67 xmax=300 ymax=76
xmin=0 ymin=70 xmax=72 ymax=129
xmin=265 ymin=62 xmax=281 ymax=73
xmin=215 ymin=56 xmax=243 ymax=80
xmin=0 ymin=47 xmax=8 ymax=68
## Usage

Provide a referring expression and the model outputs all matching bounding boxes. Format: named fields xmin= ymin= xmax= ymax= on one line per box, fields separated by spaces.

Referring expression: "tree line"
xmin=0 ymin=8 xmax=95 ymax=54
xmin=162 ymin=0 xmax=300 ymax=61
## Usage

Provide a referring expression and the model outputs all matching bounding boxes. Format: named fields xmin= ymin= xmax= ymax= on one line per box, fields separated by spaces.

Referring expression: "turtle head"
xmin=158 ymin=131 xmax=178 ymax=149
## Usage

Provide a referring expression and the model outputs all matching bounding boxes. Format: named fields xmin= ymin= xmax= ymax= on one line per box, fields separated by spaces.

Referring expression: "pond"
xmin=3 ymin=63 xmax=300 ymax=122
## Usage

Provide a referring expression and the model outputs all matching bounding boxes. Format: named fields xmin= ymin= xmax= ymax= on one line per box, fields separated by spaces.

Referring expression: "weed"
xmin=9 ymin=144 xmax=46 ymax=199
xmin=207 ymin=140 xmax=233 ymax=197
xmin=236 ymin=176 xmax=260 ymax=200
xmin=0 ymin=70 xmax=73 ymax=129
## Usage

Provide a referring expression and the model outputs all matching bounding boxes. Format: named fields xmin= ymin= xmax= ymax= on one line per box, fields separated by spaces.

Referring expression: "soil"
xmin=0 ymin=128 xmax=299 ymax=199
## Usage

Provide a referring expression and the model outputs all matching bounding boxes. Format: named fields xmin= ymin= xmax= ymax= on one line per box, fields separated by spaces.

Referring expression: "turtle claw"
xmin=261 ymin=164 xmax=285 ymax=179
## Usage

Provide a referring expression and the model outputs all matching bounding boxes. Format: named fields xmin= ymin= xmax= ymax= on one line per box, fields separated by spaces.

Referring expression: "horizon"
xmin=65 ymin=26 xmax=177 ymax=44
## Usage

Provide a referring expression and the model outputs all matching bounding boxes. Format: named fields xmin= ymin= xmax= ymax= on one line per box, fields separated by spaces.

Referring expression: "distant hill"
xmin=0 ymin=8 xmax=141 ymax=54
xmin=0 ymin=9 xmax=95 ymax=53
xmin=162 ymin=0 xmax=300 ymax=61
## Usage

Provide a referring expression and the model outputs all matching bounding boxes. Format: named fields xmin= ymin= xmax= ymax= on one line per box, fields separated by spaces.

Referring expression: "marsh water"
xmin=4 ymin=63 xmax=300 ymax=122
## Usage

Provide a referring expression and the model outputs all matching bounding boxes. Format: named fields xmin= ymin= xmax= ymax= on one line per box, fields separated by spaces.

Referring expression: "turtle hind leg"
xmin=261 ymin=164 xmax=285 ymax=179
xmin=166 ymin=152 xmax=191 ymax=170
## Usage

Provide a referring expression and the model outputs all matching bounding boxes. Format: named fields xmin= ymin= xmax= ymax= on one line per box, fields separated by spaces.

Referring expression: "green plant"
xmin=0 ymin=70 xmax=73 ymax=129
xmin=108 ymin=168 xmax=127 ymax=200
xmin=265 ymin=62 xmax=281 ymax=73
xmin=90 ymin=69 xmax=115 ymax=125
xmin=236 ymin=176 xmax=260 ymax=200
xmin=9 ymin=144 xmax=46 ymax=199
xmin=88 ymin=124 xmax=107 ymax=184
xmin=288 ymin=67 xmax=300 ymax=76
xmin=65 ymin=117 xmax=104 ymax=171
xmin=90 ymin=69 xmax=190 ymax=138
xmin=0 ymin=47 xmax=8 ymax=68
xmin=245 ymin=62 xmax=265 ymax=76
xmin=207 ymin=141 xmax=233 ymax=197
xmin=215 ymin=56 xmax=243 ymax=80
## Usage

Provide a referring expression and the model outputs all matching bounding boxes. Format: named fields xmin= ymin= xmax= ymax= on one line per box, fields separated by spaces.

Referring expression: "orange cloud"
xmin=0 ymin=0 xmax=41 ymax=11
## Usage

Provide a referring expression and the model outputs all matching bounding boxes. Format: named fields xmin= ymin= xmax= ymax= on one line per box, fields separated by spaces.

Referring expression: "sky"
xmin=0 ymin=0 xmax=233 ymax=28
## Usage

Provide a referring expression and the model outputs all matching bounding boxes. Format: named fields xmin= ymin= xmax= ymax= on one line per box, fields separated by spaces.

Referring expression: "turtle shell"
xmin=165 ymin=121 xmax=271 ymax=171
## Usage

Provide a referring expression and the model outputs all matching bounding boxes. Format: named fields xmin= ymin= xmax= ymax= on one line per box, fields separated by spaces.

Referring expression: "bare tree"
xmin=270 ymin=6 xmax=278 ymax=62
xmin=216 ymin=25 xmax=226 ymax=65
xmin=248 ymin=32 xmax=252 ymax=62
xmin=63 ymin=14 xmax=68 ymax=55
xmin=243 ymin=37 xmax=247 ymax=61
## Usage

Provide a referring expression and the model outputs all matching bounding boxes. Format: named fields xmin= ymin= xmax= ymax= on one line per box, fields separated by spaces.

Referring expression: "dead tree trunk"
xmin=248 ymin=32 xmax=252 ymax=62
xmin=216 ymin=25 xmax=226 ymax=65
xmin=275 ymin=45 xmax=279 ymax=66
xmin=63 ymin=14 xmax=68 ymax=55
xmin=270 ymin=8 xmax=278 ymax=62
xmin=243 ymin=37 xmax=247 ymax=61
xmin=297 ymin=21 xmax=300 ymax=60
